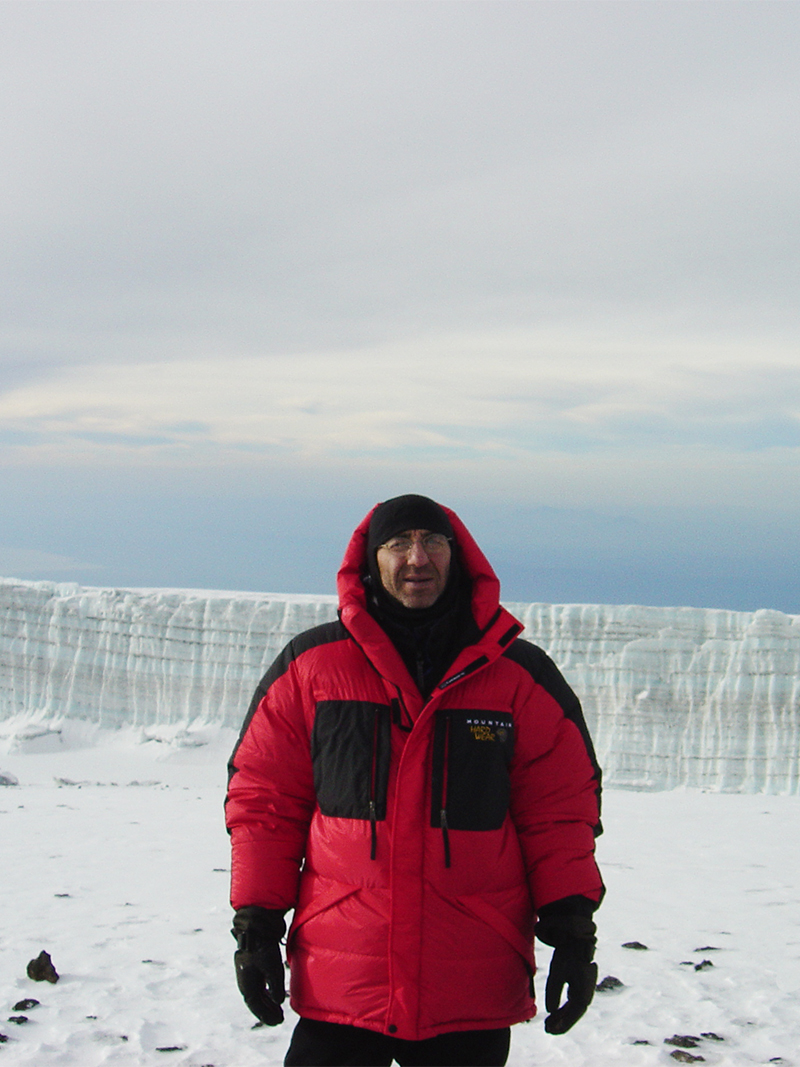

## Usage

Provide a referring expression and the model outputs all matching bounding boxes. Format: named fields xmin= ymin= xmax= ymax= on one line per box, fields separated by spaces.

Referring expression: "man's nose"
xmin=406 ymin=540 xmax=430 ymax=564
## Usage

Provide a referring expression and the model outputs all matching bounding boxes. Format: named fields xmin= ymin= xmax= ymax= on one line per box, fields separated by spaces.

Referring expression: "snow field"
xmin=1 ymin=732 xmax=799 ymax=1065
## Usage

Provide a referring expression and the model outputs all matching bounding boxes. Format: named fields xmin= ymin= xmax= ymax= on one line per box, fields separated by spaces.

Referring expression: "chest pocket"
xmin=431 ymin=710 xmax=514 ymax=831
xmin=311 ymin=701 xmax=392 ymax=820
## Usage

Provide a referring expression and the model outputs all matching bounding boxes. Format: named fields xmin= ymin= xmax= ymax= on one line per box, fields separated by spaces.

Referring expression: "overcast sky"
xmin=2 ymin=1 xmax=799 ymax=611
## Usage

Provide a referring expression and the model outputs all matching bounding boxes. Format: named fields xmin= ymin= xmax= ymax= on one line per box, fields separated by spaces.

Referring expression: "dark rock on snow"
xmin=26 ymin=950 xmax=59 ymax=983
xmin=622 ymin=940 xmax=649 ymax=950
xmin=13 ymin=999 xmax=39 ymax=1012
xmin=663 ymin=1033 xmax=725 ymax=1062
xmin=596 ymin=975 xmax=625 ymax=991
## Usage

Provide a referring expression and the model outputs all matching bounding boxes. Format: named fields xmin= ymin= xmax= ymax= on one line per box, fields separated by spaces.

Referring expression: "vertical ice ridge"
xmin=2 ymin=579 xmax=799 ymax=793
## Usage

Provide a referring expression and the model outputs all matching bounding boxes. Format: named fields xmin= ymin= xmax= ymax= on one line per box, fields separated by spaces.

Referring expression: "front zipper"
xmin=369 ymin=708 xmax=380 ymax=860
xmin=439 ymin=713 xmax=452 ymax=868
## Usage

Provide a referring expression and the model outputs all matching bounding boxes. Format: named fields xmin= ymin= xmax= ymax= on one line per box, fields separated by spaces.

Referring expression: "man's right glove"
xmin=231 ymin=906 xmax=288 ymax=1026
xmin=535 ymin=903 xmax=598 ymax=1035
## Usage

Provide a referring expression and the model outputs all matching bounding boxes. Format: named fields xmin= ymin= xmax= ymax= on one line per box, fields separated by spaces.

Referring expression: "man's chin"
xmin=398 ymin=585 xmax=438 ymax=609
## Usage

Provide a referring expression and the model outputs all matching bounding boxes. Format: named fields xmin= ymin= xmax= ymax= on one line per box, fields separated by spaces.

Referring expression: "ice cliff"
xmin=1 ymin=577 xmax=799 ymax=793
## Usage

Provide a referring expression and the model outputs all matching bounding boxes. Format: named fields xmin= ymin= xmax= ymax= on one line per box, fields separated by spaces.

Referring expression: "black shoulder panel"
xmin=503 ymin=639 xmax=603 ymax=832
xmin=227 ymin=619 xmax=350 ymax=781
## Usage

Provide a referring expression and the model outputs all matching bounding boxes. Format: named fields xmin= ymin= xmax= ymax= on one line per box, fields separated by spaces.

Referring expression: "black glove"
xmin=536 ymin=899 xmax=598 ymax=1035
xmin=231 ymin=906 xmax=287 ymax=1026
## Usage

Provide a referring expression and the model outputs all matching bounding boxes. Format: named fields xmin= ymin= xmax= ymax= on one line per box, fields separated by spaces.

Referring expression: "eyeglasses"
xmin=378 ymin=533 xmax=452 ymax=556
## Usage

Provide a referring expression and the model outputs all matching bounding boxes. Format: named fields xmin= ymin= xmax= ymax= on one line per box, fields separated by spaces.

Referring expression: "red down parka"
xmin=225 ymin=503 xmax=604 ymax=1040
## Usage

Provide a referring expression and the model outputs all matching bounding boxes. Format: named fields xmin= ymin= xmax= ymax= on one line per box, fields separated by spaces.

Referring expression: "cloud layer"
xmin=2 ymin=2 xmax=799 ymax=608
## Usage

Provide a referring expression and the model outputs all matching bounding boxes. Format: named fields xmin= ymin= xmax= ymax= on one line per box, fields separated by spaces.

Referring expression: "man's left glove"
xmin=535 ymin=903 xmax=598 ymax=1035
xmin=231 ymin=906 xmax=288 ymax=1026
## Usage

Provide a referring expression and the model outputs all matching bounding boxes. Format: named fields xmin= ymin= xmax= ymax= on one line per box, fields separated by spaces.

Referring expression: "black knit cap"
xmin=367 ymin=494 xmax=454 ymax=557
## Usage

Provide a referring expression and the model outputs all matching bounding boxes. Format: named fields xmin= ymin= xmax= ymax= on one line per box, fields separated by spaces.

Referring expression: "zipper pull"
xmin=440 ymin=808 xmax=451 ymax=868
xmin=369 ymin=799 xmax=378 ymax=860
xmin=391 ymin=692 xmax=413 ymax=732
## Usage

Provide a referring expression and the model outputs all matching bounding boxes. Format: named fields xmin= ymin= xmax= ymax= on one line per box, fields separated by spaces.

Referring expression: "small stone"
xmin=632 ymin=1038 xmax=651 ymax=1044
xmin=13 ymin=1000 xmax=39 ymax=1012
xmin=694 ymin=946 xmax=720 ymax=952
xmin=156 ymin=1046 xmax=188 ymax=1052
xmin=8 ymin=1016 xmax=29 ymax=1025
xmin=694 ymin=959 xmax=714 ymax=971
xmin=622 ymin=941 xmax=649 ymax=950
xmin=26 ymin=950 xmax=59 ymax=983
xmin=701 ymin=1032 xmax=724 ymax=1041
xmin=670 ymin=1053 xmax=705 ymax=1064
xmin=665 ymin=1034 xmax=701 ymax=1048
xmin=596 ymin=975 xmax=625 ymax=992
xmin=0 ymin=772 xmax=19 ymax=787
xmin=0 ymin=1033 xmax=9 ymax=1043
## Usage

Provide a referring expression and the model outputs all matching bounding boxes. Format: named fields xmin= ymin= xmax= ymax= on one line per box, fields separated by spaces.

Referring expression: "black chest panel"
xmin=311 ymin=701 xmax=515 ymax=834
xmin=311 ymin=700 xmax=392 ymax=820
xmin=430 ymin=710 xmax=515 ymax=831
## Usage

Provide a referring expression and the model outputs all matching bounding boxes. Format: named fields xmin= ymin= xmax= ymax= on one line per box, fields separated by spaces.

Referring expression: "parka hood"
xmin=336 ymin=501 xmax=524 ymax=702
xmin=337 ymin=500 xmax=505 ymax=633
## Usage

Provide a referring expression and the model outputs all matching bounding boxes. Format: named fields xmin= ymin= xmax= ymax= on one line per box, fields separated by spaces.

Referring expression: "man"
xmin=226 ymin=494 xmax=603 ymax=1066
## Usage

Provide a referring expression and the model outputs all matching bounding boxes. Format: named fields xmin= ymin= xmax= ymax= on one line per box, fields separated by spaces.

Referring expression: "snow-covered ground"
xmin=1 ymin=728 xmax=798 ymax=1066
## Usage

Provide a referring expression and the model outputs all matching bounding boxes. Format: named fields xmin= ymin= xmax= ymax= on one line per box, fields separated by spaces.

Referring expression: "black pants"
xmin=284 ymin=1018 xmax=511 ymax=1067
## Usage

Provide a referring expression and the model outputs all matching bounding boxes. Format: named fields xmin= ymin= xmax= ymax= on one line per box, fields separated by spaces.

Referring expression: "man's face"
xmin=376 ymin=528 xmax=452 ymax=610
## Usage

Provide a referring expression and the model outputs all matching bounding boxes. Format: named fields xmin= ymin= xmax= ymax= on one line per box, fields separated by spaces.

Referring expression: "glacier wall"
xmin=2 ymin=577 xmax=799 ymax=794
